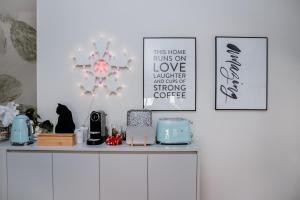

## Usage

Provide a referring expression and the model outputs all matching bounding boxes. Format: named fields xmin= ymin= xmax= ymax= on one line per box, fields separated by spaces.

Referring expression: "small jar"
xmin=75 ymin=129 xmax=83 ymax=144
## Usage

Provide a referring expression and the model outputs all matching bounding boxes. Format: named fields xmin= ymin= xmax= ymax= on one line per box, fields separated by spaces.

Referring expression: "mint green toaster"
xmin=156 ymin=118 xmax=193 ymax=144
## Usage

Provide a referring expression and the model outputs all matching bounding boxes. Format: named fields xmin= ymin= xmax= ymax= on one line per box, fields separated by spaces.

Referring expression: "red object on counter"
xmin=106 ymin=134 xmax=122 ymax=145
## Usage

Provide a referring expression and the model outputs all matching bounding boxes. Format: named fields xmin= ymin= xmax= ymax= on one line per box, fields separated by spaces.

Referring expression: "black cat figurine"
xmin=55 ymin=103 xmax=75 ymax=133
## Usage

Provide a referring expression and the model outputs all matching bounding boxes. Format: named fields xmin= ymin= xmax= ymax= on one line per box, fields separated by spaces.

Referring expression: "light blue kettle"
xmin=10 ymin=115 xmax=34 ymax=145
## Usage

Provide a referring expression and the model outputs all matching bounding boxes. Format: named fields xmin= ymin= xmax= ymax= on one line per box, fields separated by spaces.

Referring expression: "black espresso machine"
xmin=87 ymin=111 xmax=107 ymax=145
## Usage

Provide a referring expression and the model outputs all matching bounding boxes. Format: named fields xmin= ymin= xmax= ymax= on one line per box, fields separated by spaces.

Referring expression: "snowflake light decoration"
xmin=72 ymin=37 xmax=133 ymax=95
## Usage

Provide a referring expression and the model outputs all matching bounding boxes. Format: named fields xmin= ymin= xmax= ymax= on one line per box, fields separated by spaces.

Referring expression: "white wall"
xmin=37 ymin=0 xmax=300 ymax=200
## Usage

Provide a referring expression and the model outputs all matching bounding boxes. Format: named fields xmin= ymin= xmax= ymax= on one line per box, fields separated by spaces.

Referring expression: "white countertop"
xmin=0 ymin=140 xmax=200 ymax=152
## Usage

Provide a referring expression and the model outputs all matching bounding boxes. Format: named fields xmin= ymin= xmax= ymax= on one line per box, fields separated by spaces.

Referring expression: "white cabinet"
xmin=53 ymin=153 xmax=99 ymax=200
xmin=1 ymin=144 xmax=199 ymax=200
xmin=148 ymin=153 xmax=197 ymax=200
xmin=0 ymin=152 xmax=2 ymax=200
xmin=100 ymin=154 xmax=148 ymax=200
xmin=0 ymin=149 xmax=5 ymax=200
xmin=7 ymin=152 xmax=53 ymax=200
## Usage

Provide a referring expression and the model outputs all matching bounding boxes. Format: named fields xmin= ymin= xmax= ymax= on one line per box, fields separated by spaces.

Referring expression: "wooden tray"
xmin=37 ymin=133 xmax=76 ymax=146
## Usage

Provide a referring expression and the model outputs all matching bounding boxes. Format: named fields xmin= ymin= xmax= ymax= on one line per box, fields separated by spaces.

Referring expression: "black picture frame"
xmin=143 ymin=37 xmax=197 ymax=111
xmin=215 ymin=36 xmax=268 ymax=110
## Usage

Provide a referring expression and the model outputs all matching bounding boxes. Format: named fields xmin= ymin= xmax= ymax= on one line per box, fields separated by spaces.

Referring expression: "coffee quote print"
xmin=152 ymin=49 xmax=187 ymax=99
xmin=144 ymin=38 xmax=196 ymax=111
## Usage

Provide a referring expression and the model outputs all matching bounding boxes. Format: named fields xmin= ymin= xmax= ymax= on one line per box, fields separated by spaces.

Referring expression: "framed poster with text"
xmin=215 ymin=36 xmax=268 ymax=110
xmin=143 ymin=37 xmax=196 ymax=111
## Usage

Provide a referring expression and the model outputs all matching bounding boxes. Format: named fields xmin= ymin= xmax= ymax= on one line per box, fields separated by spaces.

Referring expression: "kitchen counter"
xmin=0 ymin=140 xmax=200 ymax=152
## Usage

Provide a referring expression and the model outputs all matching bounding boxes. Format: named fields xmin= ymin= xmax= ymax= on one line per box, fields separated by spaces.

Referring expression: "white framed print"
xmin=143 ymin=37 xmax=196 ymax=111
xmin=215 ymin=36 xmax=268 ymax=110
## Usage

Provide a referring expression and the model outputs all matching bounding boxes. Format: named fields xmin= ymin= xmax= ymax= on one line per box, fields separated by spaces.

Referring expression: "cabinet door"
xmin=148 ymin=153 xmax=197 ymax=200
xmin=7 ymin=152 xmax=53 ymax=200
xmin=53 ymin=153 xmax=99 ymax=200
xmin=100 ymin=154 xmax=147 ymax=200
xmin=0 ymin=149 xmax=6 ymax=200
